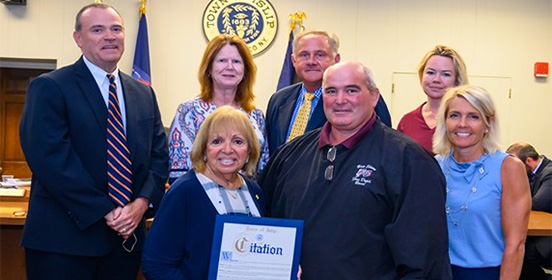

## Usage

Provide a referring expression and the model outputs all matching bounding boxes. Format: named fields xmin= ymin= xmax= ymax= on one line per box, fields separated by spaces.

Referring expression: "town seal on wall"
xmin=203 ymin=0 xmax=278 ymax=56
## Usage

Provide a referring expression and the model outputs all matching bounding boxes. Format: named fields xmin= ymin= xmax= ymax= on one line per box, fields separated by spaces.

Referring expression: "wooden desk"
xmin=0 ymin=186 xmax=147 ymax=280
xmin=2 ymin=190 xmax=550 ymax=280
xmin=0 ymin=186 xmax=29 ymax=280
xmin=0 ymin=200 xmax=28 ymax=225
xmin=0 ymin=186 xmax=30 ymax=225
xmin=528 ymin=211 xmax=552 ymax=236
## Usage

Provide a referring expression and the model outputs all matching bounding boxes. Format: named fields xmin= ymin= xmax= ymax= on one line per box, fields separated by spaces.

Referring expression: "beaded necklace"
xmin=444 ymin=153 xmax=489 ymax=227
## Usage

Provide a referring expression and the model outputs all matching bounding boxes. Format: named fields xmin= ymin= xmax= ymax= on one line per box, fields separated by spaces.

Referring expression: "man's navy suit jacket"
xmin=530 ymin=156 xmax=552 ymax=261
xmin=19 ymin=57 xmax=169 ymax=256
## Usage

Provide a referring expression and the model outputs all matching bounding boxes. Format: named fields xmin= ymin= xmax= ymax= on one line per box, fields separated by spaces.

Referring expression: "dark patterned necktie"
xmin=106 ymin=74 xmax=132 ymax=207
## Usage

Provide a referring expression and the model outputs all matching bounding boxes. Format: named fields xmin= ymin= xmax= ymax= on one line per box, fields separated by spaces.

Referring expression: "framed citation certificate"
xmin=208 ymin=215 xmax=303 ymax=280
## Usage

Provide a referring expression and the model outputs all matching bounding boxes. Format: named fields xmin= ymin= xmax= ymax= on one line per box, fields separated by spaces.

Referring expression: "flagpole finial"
xmin=139 ymin=0 xmax=147 ymax=18
xmin=288 ymin=11 xmax=306 ymax=32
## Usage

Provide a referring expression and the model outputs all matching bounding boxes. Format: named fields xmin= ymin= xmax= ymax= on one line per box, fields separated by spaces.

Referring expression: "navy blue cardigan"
xmin=142 ymin=170 xmax=265 ymax=280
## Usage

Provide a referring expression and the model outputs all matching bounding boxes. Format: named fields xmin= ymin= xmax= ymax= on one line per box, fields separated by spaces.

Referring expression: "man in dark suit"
xmin=507 ymin=142 xmax=552 ymax=280
xmin=265 ymin=30 xmax=392 ymax=155
xmin=19 ymin=3 xmax=169 ymax=280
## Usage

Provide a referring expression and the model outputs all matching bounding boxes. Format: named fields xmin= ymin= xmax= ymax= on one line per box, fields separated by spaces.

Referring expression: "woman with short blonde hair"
xmin=434 ymin=85 xmax=530 ymax=280
xmin=143 ymin=106 xmax=265 ymax=279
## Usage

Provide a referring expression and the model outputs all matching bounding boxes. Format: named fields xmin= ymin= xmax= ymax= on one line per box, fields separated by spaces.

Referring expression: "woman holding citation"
xmin=142 ymin=106 xmax=265 ymax=279
xmin=434 ymin=85 xmax=531 ymax=279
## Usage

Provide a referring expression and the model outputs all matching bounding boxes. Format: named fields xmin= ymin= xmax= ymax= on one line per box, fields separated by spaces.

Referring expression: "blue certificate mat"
xmin=208 ymin=215 xmax=303 ymax=280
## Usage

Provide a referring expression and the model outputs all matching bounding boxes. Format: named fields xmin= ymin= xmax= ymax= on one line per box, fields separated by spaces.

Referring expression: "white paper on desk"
xmin=0 ymin=181 xmax=17 ymax=188
xmin=0 ymin=188 xmax=25 ymax=197
xmin=0 ymin=178 xmax=31 ymax=188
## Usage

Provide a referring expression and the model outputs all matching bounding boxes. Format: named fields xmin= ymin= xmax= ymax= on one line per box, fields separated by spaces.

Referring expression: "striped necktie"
xmin=107 ymin=74 xmax=133 ymax=207
xmin=287 ymin=93 xmax=315 ymax=142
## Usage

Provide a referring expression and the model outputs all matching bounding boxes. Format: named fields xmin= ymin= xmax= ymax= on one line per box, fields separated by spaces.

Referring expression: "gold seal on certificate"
xmin=208 ymin=215 xmax=303 ymax=279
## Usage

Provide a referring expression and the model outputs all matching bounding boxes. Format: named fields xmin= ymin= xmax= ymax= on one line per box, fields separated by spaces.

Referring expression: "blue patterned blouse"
xmin=168 ymin=97 xmax=269 ymax=182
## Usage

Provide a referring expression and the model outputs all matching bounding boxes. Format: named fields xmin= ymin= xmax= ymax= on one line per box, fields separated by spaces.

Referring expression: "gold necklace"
xmin=225 ymin=188 xmax=239 ymax=199
xmin=225 ymin=176 xmax=244 ymax=199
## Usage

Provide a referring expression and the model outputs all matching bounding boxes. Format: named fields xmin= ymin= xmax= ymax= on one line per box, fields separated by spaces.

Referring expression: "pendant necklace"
xmin=221 ymin=176 xmax=243 ymax=200
xmin=217 ymin=177 xmax=252 ymax=216
xmin=445 ymin=154 xmax=488 ymax=227
xmin=225 ymin=188 xmax=239 ymax=199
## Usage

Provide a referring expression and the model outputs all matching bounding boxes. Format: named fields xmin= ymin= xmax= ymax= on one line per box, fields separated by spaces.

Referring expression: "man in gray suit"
xmin=19 ymin=3 xmax=168 ymax=279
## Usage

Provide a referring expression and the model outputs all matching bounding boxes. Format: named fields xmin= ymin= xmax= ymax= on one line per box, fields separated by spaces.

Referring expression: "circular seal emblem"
xmin=202 ymin=0 xmax=278 ymax=56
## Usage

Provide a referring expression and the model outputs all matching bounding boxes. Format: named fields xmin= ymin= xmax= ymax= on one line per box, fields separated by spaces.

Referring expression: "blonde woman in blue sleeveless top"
xmin=434 ymin=85 xmax=531 ymax=280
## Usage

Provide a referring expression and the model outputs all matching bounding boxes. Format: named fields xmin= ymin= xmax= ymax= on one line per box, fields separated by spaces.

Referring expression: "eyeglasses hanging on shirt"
xmin=325 ymin=146 xmax=336 ymax=181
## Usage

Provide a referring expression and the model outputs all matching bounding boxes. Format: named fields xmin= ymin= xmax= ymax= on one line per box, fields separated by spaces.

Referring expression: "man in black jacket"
xmin=260 ymin=61 xmax=451 ymax=280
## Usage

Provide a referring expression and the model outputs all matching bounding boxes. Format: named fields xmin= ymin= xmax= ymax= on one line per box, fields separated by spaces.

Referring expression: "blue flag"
xmin=276 ymin=31 xmax=296 ymax=91
xmin=132 ymin=13 xmax=151 ymax=86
